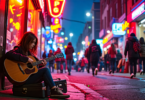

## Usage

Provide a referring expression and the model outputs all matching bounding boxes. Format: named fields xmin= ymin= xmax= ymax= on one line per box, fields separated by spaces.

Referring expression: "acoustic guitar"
xmin=4 ymin=53 xmax=64 ymax=85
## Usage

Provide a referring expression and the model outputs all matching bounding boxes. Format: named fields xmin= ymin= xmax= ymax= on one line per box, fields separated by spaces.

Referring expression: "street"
xmin=52 ymin=70 xmax=145 ymax=100
xmin=1 ymin=70 xmax=145 ymax=100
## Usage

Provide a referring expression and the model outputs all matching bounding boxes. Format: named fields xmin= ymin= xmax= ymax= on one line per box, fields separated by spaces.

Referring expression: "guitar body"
xmin=4 ymin=56 xmax=38 ymax=85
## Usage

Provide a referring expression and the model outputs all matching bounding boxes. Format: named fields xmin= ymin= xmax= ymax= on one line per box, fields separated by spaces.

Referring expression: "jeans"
xmin=56 ymin=61 xmax=61 ymax=70
xmin=129 ymin=57 xmax=138 ymax=75
xmin=139 ymin=57 xmax=145 ymax=73
xmin=81 ymin=67 xmax=84 ymax=72
xmin=25 ymin=68 xmax=55 ymax=90
xmin=67 ymin=59 xmax=72 ymax=73
xmin=110 ymin=58 xmax=116 ymax=73
xmin=105 ymin=63 xmax=110 ymax=71
xmin=49 ymin=63 xmax=54 ymax=72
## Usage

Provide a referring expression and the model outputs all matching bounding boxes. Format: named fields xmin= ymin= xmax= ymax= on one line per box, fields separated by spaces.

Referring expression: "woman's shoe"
xmin=140 ymin=70 xmax=143 ymax=75
xmin=109 ymin=70 xmax=112 ymax=74
xmin=130 ymin=73 xmax=134 ymax=79
xmin=50 ymin=87 xmax=70 ymax=99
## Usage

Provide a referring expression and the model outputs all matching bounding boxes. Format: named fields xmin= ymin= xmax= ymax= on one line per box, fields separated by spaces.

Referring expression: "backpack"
xmin=133 ymin=42 xmax=140 ymax=52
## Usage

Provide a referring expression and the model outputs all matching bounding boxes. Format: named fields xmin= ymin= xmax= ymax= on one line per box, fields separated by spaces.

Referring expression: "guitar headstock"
xmin=55 ymin=53 xmax=64 ymax=58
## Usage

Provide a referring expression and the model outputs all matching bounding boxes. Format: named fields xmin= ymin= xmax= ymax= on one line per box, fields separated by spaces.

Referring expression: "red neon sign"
xmin=48 ymin=0 xmax=65 ymax=17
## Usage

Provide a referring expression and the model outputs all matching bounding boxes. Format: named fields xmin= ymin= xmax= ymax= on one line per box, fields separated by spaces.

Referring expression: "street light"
xmin=86 ymin=12 xmax=91 ymax=17
xmin=69 ymin=33 xmax=73 ymax=41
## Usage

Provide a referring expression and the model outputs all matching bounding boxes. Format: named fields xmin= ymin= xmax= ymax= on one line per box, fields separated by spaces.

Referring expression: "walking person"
xmin=5 ymin=32 xmax=70 ymax=98
xmin=104 ymin=50 xmax=110 ymax=71
xmin=88 ymin=39 xmax=102 ymax=76
xmin=42 ymin=50 xmax=46 ymax=59
xmin=139 ymin=37 xmax=145 ymax=75
xmin=85 ymin=47 xmax=90 ymax=73
xmin=60 ymin=57 xmax=65 ymax=73
xmin=108 ymin=43 xmax=117 ymax=74
xmin=80 ymin=57 xmax=85 ymax=72
xmin=54 ymin=48 xmax=62 ymax=73
xmin=116 ymin=50 xmax=122 ymax=72
xmin=48 ymin=49 xmax=54 ymax=73
xmin=65 ymin=42 xmax=74 ymax=75
xmin=124 ymin=33 xmax=139 ymax=78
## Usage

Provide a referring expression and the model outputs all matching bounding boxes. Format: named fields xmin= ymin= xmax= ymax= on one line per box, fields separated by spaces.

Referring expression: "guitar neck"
xmin=32 ymin=56 xmax=56 ymax=66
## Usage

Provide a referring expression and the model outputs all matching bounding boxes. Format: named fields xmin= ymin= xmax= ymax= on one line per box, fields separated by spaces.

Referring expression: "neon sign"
xmin=103 ymin=32 xmax=113 ymax=44
xmin=48 ymin=0 xmax=65 ymax=17
xmin=112 ymin=23 xmax=126 ymax=35
xmin=132 ymin=3 xmax=145 ymax=20
xmin=122 ymin=21 xmax=129 ymax=31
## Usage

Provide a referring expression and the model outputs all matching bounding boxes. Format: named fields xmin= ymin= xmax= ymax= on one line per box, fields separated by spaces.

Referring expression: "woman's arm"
xmin=5 ymin=47 xmax=28 ymax=63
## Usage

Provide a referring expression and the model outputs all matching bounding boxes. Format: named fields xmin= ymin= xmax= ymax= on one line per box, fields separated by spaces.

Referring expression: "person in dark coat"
xmin=5 ymin=32 xmax=70 ymax=98
xmin=116 ymin=50 xmax=122 ymax=72
xmin=42 ymin=50 xmax=46 ymax=59
xmin=85 ymin=47 xmax=90 ymax=73
xmin=139 ymin=37 xmax=145 ymax=75
xmin=88 ymin=39 xmax=102 ymax=76
xmin=54 ymin=48 xmax=62 ymax=73
xmin=48 ymin=49 xmax=54 ymax=73
xmin=104 ymin=50 xmax=110 ymax=71
xmin=65 ymin=42 xmax=74 ymax=75
xmin=124 ymin=33 xmax=139 ymax=78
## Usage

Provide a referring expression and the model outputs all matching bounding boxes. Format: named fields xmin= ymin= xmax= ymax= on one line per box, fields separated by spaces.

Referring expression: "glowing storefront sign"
xmin=48 ymin=0 xmax=65 ymax=18
xmin=51 ymin=17 xmax=62 ymax=34
xmin=112 ymin=23 xmax=126 ymax=35
xmin=39 ymin=0 xmax=44 ymax=13
xmin=122 ymin=21 xmax=129 ymax=31
xmin=103 ymin=32 xmax=113 ymax=44
xmin=132 ymin=3 xmax=145 ymax=20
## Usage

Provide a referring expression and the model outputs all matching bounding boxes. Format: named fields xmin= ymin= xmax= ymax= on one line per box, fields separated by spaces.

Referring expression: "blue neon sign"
xmin=112 ymin=23 xmax=126 ymax=35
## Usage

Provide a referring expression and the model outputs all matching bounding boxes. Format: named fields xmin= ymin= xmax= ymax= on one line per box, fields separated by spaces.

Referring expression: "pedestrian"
xmin=65 ymin=42 xmax=74 ymax=75
xmin=124 ymin=33 xmax=139 ymax=78
xmin=42 ymin=50 xmax=46 ymax=59
xmin=80 ymin=57 xmax=85 ymax=72
xmin=60 ymin=57 xmax=65 ymax=73
xmin=108 ymin=43 xmax=117 ymax=74
xmin=104 ymin=50 xmax=110 ymax=71
xmin=116 ymin=50 xmax=122 ymax=72
xmin=88 ymin=39 xmax=102 ymax=76
xmin=5 ymin=32 xmax=70 ymax=98
xmin=85 ymin=47 xmax=90 ymax=73
xmin=54 ymin=48 xmax=62 ymax=73
xmin=84 ymin=57 xmax=88 ymax=71
xmin=139 ymin=37 xmax=145 ymax=75
xmin=48 ymin=49 xmax=54 ymax=73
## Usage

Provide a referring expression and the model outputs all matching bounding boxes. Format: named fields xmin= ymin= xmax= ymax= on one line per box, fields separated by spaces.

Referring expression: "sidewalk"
xmin=98 ymin=71 xmax=145 ymax=80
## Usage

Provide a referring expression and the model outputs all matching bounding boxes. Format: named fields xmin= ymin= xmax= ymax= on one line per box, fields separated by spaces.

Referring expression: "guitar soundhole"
xmin=27 ymin=63 xmax=33 ymax=68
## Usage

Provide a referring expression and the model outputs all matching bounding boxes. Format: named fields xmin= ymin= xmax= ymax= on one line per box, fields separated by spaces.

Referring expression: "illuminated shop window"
xmin=6 ymin=0 xmax=24 ymax=52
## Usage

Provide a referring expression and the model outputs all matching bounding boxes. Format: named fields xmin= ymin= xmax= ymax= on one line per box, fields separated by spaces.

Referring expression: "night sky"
xmin=62 ymin=0 xmax=100 ymax=49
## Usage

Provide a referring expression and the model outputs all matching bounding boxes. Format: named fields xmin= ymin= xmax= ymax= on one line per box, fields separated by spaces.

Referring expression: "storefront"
xmin=127 ymin=1 xmax=145 ymax=40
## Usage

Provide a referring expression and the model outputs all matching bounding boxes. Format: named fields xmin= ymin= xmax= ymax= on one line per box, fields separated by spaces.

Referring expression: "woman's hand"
xmin=28 ymin=58 xmax=34 ymax=63
xmin=41 ymin=59 xmax=47 ymax=66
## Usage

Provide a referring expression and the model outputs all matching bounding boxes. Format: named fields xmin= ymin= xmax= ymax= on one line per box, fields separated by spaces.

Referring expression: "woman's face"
xmin=29 ymin=38 xmax=36 ymax=49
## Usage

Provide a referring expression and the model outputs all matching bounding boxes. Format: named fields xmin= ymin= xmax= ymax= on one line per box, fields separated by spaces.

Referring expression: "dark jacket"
xmin=140 ymin=44 xmax=145 ymax=57
xmin=85 ymin=47 xmax=89 ymax=59
xmin=65 ymin=45 xmax=74 ymax=60
xmin=104 ymin=53 xmax=110 ymax=63
xmin=48 ymin=53 xmax=54 ymax=64
xmin=88 ymin=43 xmax=102 ymax=62
xmin=116 ymin=53 xmax=122 ymax=61
xmin=124 ymin=36 xmax=139 ymax=58
xmin=42 ymin=52 xmax=46 ymax=59
xmin=54 ymin=48 xmax=62 ymax=62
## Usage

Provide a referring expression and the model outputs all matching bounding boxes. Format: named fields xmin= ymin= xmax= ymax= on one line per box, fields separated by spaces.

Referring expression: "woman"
xmin=48 ymin=49 xmax=54 ymax=73
xmin=139 ymin=37 xmax=145 ymax=75
xmin=54 ymin=48 xmax=62 ymax=73
xmin=80 ymin=57 xmax=85 ymax=72
xmin=5 ymin=32 xmax=69 ymax=98
xmin=108 ymin=43 xmax=117 ymax=74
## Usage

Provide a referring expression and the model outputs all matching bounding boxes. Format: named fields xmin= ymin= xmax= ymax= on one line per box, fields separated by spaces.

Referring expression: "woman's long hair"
xmin=18 ymin=32 xmax=38 ymax=54
xmin=140 ymin=37 xmax=144 ymax=44
xmin=111 ymin=43 xmax=116 ymax=52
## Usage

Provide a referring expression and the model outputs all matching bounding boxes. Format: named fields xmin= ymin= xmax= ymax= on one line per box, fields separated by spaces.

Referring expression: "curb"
xmin=71 ymin=82 xmax=109 ymax=100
